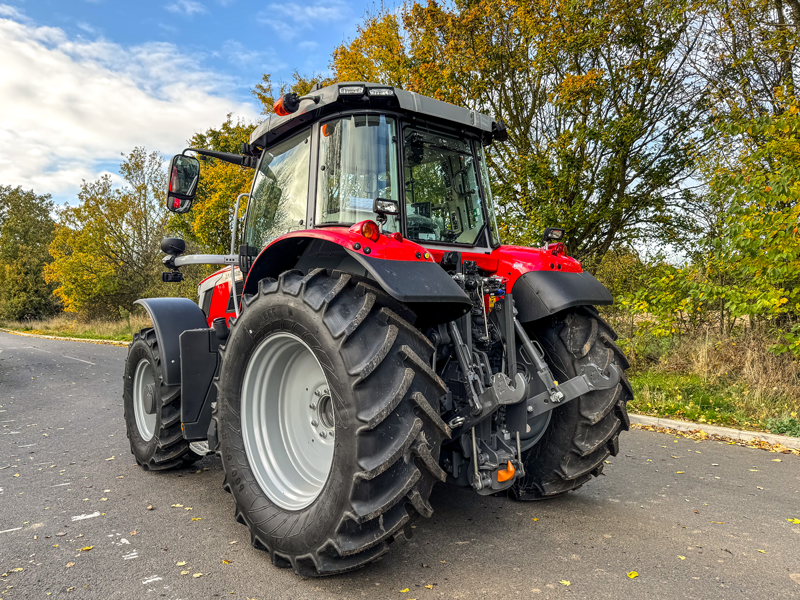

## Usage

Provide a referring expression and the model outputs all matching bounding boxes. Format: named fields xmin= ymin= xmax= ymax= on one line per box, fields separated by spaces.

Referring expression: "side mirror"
xmin=166 ymin=154 xmax=200 ymax=214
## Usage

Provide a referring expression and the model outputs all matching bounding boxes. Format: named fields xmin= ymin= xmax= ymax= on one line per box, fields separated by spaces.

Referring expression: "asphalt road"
xmin=1 ymin=331 xmax=799 ymax=600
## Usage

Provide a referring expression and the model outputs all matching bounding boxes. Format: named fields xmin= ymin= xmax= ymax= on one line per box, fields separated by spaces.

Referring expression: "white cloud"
xmin=257 ymin=1 xmax=350 ymax=40
xmin=0 ymin=11 xmax=259 ymax=201
xmin=165 ymin=0 xmax=207 ymax=16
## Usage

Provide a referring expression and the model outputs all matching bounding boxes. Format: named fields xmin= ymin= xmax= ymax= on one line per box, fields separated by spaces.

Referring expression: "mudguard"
xmin=133 ymin=298 xmax=208 ymax=386
xmin=511 ymin=270 xmax=613 ymax=323
xmin=243 ymin=234 xmax=472 ymax=326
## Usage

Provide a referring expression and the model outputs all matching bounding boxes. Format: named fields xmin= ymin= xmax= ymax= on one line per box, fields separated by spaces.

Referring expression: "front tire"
xmin=511 ymin=306 xmax=632 ymax=500
xmin=123 ymin=328 xmax=201 ymax=470
xmin=214 ymin=269 xmax=450 ymax=576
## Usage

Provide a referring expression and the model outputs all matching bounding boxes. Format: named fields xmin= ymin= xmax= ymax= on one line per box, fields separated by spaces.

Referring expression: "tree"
xmin=332 ymin=0 xmax=711 ymax=265
xmin=0 ymin=186 xmax=58 ymax=320
xmin=45 ymin=147 xmax=196 ymax=317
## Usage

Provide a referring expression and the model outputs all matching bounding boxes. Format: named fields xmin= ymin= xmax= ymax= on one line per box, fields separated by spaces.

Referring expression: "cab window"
xmin=245 ymin=130 xmax=311 ymax=249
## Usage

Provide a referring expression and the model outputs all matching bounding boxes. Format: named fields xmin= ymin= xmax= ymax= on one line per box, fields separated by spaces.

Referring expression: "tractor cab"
xmin=239 ymin=82 xmax=505 ymax=260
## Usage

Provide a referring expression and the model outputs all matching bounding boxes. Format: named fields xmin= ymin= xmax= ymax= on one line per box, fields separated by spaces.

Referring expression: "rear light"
xmin=360 ymin=220 xmax=380 ymax=242
xmin=339 ymin=85 xmax=365 ymax=96
xmin=391 ymin=232 xmax=403 ymax=242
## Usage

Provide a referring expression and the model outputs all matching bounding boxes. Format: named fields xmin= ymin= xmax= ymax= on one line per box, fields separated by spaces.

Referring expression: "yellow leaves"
xmin=65 ymin=563 xmax=75 ymax=568
xmin=222 ymin=560 xmax=231 ymax=565
xmin=176 ymin=561 xmax=187 ymax=567
xmin=105 ymin=456 xmax=115 ymax=461
xmin=180 ymin=571 xmax=190 ymax=576
xmin=425 ymin=584 xmax=433 ymax=589
xmin=559 ymin=580 xmax=570 ymax=586
xmin=757 ymin=549 xmax=766 ymax=554
xmin=78 ymin=546 xmax=93 ymax=552
xmin=191 ymin=518 xmax=201 ymax=521
xmin=627 ymin=571 xmax=639 ymax=579
xmin=532 ymin=518 xmax=539 ymax=521
xmin=787 ymin=518 xmax=800 ymax=524
xmin=192 ymin=573 xmax=203 ymax=578
xmin=401 ymin=588 xmax=410 ymax=593
xmin=677 ymin=556 xmax=685 ymax=560
xmin=171 ymin=504 xmax=184 ymax=508
xmin=771 ymin=459 xmax=782 ymax=462
xmin=12 ymin=473 xmax=18 ymax=477
xmin=676 ymin=471 xmax=685 ymax=474
xmin=711 ymin=521 xmax=726 ymax=524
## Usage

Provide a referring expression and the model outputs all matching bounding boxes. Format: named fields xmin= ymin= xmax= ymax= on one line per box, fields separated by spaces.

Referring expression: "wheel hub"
xmin=132 ymin=358 xmax=157 ymax=442
xmin=241 ymin=333 xmax=335 ymax=511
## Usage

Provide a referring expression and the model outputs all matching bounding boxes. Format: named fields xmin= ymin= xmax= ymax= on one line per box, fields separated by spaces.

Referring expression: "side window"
xmin=245 ymin=130 xmax=311 ymax=249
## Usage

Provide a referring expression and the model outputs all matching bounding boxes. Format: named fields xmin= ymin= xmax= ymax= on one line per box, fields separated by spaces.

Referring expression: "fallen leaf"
xmin=65 ymin=563 xmax=75 ymax=568
xmin=757 ymin=550 xmax=766 ymax=554
xmin=100 ymin=498 xmax=107 ymax=502
xmin=627 ymin=571 xmax=639 ymax=579
xmin=10 ymin=569 xmax=23 ymax=573
xmin=147 ymin=505 xmax=154 ymax=510
xmin=191 ymin=517 xmax=201 ymax=521
xmin=181 ymin=571 xmax=189 ymax=576
xmin=676 ymin=471 xmax=685 ymax=474
xmin=105 ymin=456 xmax=115 ymax=461
xmin=677 ymin=556 xmax=685 ymax=560
xmin=192 ymin=573 xmax=203 ymax=578
xmin=171 ymin=504 xmax=184 ymax=508
xmin=184 ymin=507 xmax=193 ymax=511
xmin=711 ymin=521 xmax=726 ymax=524
xmin=749 ymin=469 xmax=758 ymax=472
xmin=425 ymin=585 xmax=433 ymax=589
xmin=176 ymin=561 xmax=186 ymax=567
xmin=229 ymin=541 xmax=237 ymax=544
xmin=559 ymin=580 xmax=570 ymax=586
xmin=56 ymin=533 xmax=66 ymax=537
xmin=78 ymin=546 xmax=93 ymax=552
xmin=787 ymin=518 xmax=800 ymax=524
xmin=440 ymin=560 xmax=446 ymax=563
xmin=130 ymin=530 xmax=137 ymax=536
xmin=772 ymin=459 xmax=782 ymax=462
xmin=222 ymin=559 xmax=231 ymax=565
xmin=401 ymin=588 xmax=410 ymax=593
xmin=13 ymin=473 xmax=19 ymax=477
xmin=532 ymin=518 xmax=539 ymax=522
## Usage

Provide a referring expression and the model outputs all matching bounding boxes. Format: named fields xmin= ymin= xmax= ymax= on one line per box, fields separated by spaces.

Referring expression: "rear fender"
xmin=511 ymin=270 xmax=613 ymax=323
xmin=243 ymin=230 xmax=471 ymax=326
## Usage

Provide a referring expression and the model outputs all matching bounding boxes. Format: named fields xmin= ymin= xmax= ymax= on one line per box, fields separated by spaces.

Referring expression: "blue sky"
xmin=0 ymin=0 xmax=375 ymax=204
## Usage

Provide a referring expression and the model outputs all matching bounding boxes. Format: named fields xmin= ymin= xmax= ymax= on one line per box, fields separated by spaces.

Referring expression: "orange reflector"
xmin=497 ymin=461 xmax=515 ymax=482
xmin=360 ymin=220 xmax=381 ymax=242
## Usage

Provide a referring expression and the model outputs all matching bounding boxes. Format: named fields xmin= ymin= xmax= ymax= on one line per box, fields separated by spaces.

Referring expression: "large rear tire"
xmin=214 ymin=269 xmax=450 ymax=576
xmin=511 ymin=306 xmax=632 ymax=500
xmin=123 ymin=328 xmax=202 ymax=470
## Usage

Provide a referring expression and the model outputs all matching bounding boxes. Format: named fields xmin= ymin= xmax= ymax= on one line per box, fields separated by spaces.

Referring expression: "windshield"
xmin=316 ymin=114 xmax=399 ymax=232
xmin=403 ymin=125 xmax=486 ymax=245
xmin=246 ymin=129 xmax=311 ymax=249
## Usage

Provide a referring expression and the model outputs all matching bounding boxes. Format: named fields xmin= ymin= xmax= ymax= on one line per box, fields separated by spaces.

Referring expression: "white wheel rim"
xmin=133 ymin=357 xmax=157 ymax=441
xmin=241 ymin=332 xmax=334 ymax=511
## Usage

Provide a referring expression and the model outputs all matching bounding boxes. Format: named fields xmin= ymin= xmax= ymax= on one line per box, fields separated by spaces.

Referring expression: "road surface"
xmin=1 ymin=331 xmax=799 ymax=599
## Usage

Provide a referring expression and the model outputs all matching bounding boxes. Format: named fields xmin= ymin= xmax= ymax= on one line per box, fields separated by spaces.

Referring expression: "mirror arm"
xmin=173 ymin=254 xmax=238 ymax=267
xmin=183 ymin=148 xmax=257 ymax=169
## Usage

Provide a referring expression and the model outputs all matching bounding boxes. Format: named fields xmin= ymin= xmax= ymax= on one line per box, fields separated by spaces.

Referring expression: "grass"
xmin=621 ymin=328 xmax=800 ymax=437
xmin=0 ymin=313 xmax=151 ymax=342
xmin=628 ymin=370 xmax=800 ymax=436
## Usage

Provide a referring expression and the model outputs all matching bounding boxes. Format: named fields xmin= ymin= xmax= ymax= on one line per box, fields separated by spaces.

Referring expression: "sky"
xmin=0 ymin=0 xmax=373 ymax=205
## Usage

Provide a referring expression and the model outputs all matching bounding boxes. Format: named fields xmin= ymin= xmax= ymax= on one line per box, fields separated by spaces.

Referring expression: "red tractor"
xmin=123 ymin=82 xmax=632 ymax=576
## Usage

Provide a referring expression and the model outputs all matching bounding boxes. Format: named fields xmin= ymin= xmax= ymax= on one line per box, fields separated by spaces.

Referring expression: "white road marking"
xmin=71 ymin=511 xmax=101 ymax=522
xmin=142 ymin=576 xmax=162 ymax=584
xmin=16 ymin=443 xmax=36 ymax=447
xmin=1 ymin=420 xmax=15 ymax=422
xmin=0 ymin=527 xmax=22 ymax=534
xmin=62 ymin=355 xmax=95 ymax=365
xmin=24 ymin=346 xmax=51 ymax=353
xmin=52 ymin=482 xmax=71 ymax=487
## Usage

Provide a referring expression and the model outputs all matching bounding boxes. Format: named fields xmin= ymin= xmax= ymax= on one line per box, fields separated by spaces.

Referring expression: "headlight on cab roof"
xmin=339 ymin=85 xmax=365 ymax=95
xmin=367 ymin=87 xmax=394 ymax=97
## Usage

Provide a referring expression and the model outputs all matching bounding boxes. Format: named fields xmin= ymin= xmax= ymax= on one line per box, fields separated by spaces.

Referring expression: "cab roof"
xmin=249 ymin=82 xmax=496 ymax=150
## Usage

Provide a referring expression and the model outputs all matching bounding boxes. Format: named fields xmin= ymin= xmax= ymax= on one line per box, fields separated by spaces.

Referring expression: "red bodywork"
xmin=201 ymin=225 xmax=582 ymax=326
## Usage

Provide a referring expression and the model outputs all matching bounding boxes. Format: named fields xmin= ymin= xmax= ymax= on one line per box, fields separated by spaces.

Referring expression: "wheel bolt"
xmin=319 ymin=431 xmax=327 ymax=438
xmin=314 ymin=389 xmax=322 ymax=396
xmin=309 ymin=403 xmax=316 ymax=409
xmin=527 ymin=405 xmax=534 ymax=413
xmin=323 ymin=388 xmax=329 ymax=395
xmin=311 ymin=419 xmax=318 ymax=427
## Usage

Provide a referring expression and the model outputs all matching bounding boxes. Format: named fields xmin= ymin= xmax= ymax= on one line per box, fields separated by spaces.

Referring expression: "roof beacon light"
xmin=367 ymin=87 xmax=394 ymax=97
xmin=273 ymin=92 xmax=301 ymax=117
xmin=339 ymin=85 xmax=366 ymax=96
